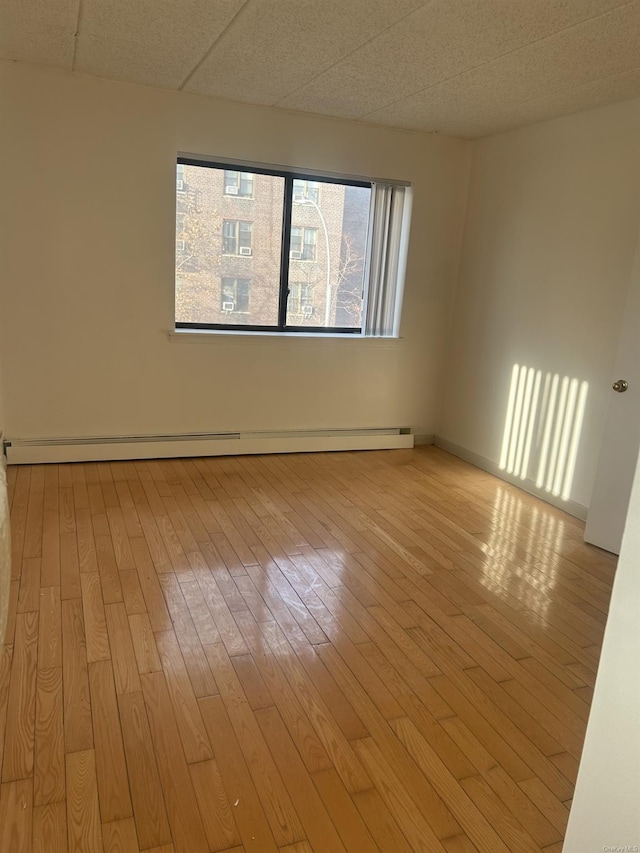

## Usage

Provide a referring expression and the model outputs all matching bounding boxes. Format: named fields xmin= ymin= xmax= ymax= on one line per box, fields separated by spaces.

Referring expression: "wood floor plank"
xmin=76 ymin=508 xmax=99 ymax=574
xmin=199 ymin=695 xmax=280 ymax=853
xmin=233 ymin=611 xmax=333 ymax=775
xmin=483 ymin=764 xmax=562 ymax=848
xmin=0 ymin=778 xmax=33 ymax=853
xmin=2 ymin=610 xmax=38 ymax=781
xmin=88 ymin=659 xmax=133 ymax=823
xmin=66 ymin=749 xmax=102 ymax=853
xmin=155 ymin=629 xmax=213 ymax=764
xmin=33 ymin=666 xmax=65 ymax=806
xmin=230 ymin=653 xmax=274 ymax=711
xmin=140 ymin=671 xmax=209 ymax=853
xmin=390 ymin=715 xmax=511 ymax=852
xmin=460 ymin=773 xmax=541 ymax=853
xmin=130 ymin=537 xmax=172 ymax=631
xmin=172 ymin=613 xmax=220 ymax=699
xmin=18 ymin=557 xmax=42 ymax=613
xmin=256 ymin=620 xmax=371 ymax=794
xmin=254 ymin=706 xmax=348 ymax=853
xmin=38 ymin=585 xmax=62 ymax=670
xmin=120 ymin=569 xmax=147 ymax=615
xmin=60 ymin=488 xmax=81 ymax=601
xmin=519 ymin=776 xmax=571 ymax=835
xmin=311 ymin=767 xmax=379 ymax=853
xmin=81 ymin=572 xmax=111 ymax=664
xmin=42 ymin=510 xmax=61 ymax=587
xmin=202 ymin=641 xmax=305 ymax=846
xmin=117 ymin=691 xmax=172 ymax=851
xmin=107 ymin=507 xmax=137 ymax=571
xmin=353 ymin=737 xmax=447 ymax=853
xmin=95 ymin=531 xmax=123 ymax=605
xmin=189 ymin=758 xmax=242 ymax=853
xmin=0 ymin=647 xmax=12 ymax=780
xmin=351 ymin=786 xmax=414 ymax=853
xmin=105 ymin=602 xmax=141 ymax=695
xmin=128 ymin=612 xmax=162 ymax=674
xmin=61 ymin=598 xmax=93 ymax=754
xmin=101 ymin=817 xmax=140 ymax=852
xmin=33 ymin=800 xmax=67 ymax=853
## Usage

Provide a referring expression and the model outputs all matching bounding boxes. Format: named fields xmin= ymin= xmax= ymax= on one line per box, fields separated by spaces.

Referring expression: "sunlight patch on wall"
xmin=499 ymin=364 xmax=588 ymax=501
xmin=480 ymin=486 xmax=565 ymax=622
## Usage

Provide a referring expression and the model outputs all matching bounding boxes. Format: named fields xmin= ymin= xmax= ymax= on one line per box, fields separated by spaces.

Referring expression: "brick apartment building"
xmin=175 ymin=164 xmax=370 ymax=328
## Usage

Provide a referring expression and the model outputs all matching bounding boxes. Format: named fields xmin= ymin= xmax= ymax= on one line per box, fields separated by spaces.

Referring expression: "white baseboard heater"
xmin=4 ymin=427 xmax=414 ymax=465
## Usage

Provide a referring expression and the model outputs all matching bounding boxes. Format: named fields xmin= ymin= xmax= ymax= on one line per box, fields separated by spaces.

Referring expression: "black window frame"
xmin=176 ymin=157 xmax=371 ymax=335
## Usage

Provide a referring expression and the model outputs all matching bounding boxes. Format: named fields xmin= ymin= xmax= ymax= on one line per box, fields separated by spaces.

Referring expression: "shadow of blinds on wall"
xmin=364 ymin=184 xmax=412 ymax=337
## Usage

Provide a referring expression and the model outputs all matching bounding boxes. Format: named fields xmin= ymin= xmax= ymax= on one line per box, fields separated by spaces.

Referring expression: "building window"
xmin=175 ymin=158 xmax=411 ymax=336
xmin=290 ymin=227 xmax=317 ymax=261
xmin=224 ymin=170 xmax=254 ymax=198
xmin=293 ymin=179 xmax=320 ymax=204
xmin=288 ymin=282 xmax=314 ymax=317
xmin=176 ymin=163 xmax=186 ymax=193
xmin=222 ymin=220 xmax=253 ymax=255
xmin=221 ymin=278 xmax=250 ymax=313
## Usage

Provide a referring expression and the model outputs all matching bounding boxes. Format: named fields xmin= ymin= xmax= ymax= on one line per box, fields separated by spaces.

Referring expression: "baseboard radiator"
xmin=4 ymin=427 xmax=414 ymax=465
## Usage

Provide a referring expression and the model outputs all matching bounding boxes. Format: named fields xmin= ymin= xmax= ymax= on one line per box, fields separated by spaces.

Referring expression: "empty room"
xmin=1 ymin=1 xmax=639 ymax=852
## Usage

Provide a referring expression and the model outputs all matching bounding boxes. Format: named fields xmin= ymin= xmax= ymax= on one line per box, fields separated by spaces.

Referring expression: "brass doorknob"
xmin=612 ymin=379 xmax=629 ymax=393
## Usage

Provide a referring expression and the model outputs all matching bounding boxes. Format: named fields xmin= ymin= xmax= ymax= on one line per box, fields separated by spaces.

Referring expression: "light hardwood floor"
xmin=0 ymin=447 xmax=616 ymax=852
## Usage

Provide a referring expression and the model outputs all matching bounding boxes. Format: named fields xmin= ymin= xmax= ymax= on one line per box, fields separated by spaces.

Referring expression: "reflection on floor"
xmin=0 ymin=447 xmax=616 ymax=852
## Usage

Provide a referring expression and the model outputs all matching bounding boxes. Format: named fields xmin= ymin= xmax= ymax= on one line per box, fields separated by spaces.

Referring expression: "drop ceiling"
xmin=2 ymin=0 xmax=640 ymax=138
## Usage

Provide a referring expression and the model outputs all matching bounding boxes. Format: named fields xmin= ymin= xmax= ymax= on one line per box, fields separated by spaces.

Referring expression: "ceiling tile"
xmin=75 ymin=0 xmax=246 ymax=88
xmin=183 ymin=0 xmax=423 ymax=105
xmin=456 ymin=68 xmax=640 ymax=138
xmin=277 ymin=0 xmax=627 ymax=118
xmin=2 ymin=0 xmax=640 ymax=139
xmin=361 ymin=2 xmax=640 ymax=137
xmin=0 ymin=0 xmax=77 ymax=66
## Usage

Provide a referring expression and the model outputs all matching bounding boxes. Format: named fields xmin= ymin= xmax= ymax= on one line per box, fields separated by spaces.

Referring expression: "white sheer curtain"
xmin=363 ymin=183 xmax=412 ymax=337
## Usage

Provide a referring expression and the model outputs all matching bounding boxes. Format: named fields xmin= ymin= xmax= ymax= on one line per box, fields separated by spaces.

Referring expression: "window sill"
xmin=167 ymin=329 xmax=403 ymax=347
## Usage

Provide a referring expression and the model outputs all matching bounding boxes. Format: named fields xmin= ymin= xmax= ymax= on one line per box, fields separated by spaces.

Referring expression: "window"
xmin=293 ymin=179 xmax=319 ymax=204
xmin=176 ymin=163 xmax=186 ymax=192
xmin=221 ymin=278 xmax=250 ymax=313
xmin=223 ymin=220 xmax=253 ymax=256
xmin=224 ymin=170 xmax=254 ymax=198
xmin=290 ymin=227 xmax=317 ymax=261
xmin=175 ymin=158 xmax=411 ymax=335
xmin=288 ymin=282 xmax=314 ymax=317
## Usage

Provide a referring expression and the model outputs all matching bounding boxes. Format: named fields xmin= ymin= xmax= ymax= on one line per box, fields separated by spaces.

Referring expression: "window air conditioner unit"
xmin=225 ymin=186 xmax=238 ymax=195
xmin=293 ymin=193 xmax=305 ymax=202
xmin=290 ymin=250 xmax=303 ymax=260
xmin=176 ymin=180 xmax=185 ymax=190
xmin=176 ymin=240 xmax=186 ymax=251
xmin=222 ymin=302 xmax=235 ymax=312
xmin=302 ymin=306 xmax=313 ymax=317
xmin=239 ymin=246 xmax=252 ymax=256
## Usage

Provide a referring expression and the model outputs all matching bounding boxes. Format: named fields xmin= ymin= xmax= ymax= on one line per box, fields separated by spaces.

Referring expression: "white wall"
xmin=439 ymin=98 xmax=640 ymax=510
xmin=563 ymin=444 xmax=640 ymax=851
xmin=0 ymin=61 xmax=471 ymax=443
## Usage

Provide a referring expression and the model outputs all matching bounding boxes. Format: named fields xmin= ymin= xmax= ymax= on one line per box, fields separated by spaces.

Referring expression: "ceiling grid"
xmin=1 ymin=0 xmax=639 ymax=137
